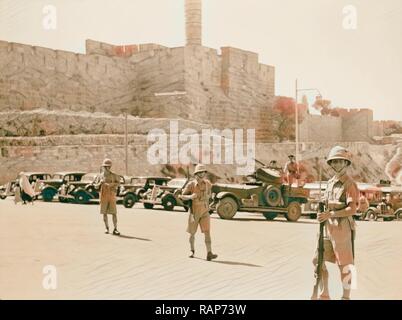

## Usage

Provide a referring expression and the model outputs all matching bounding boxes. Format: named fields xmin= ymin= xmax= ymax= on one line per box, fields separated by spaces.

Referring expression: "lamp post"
xmin=295 ymin=79 xmax=322 ymax=162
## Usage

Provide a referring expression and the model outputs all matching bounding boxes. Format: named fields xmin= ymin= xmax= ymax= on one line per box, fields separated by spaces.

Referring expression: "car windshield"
xmin=52 ymin=174 xmax=63 ymax=180
xmin=81 ymin=174 xmax=97 ymax=183
xmin=131 ymin=178 xmax=147 ymax=185
xmin=167 ymin=179 xmax=186 ymax=188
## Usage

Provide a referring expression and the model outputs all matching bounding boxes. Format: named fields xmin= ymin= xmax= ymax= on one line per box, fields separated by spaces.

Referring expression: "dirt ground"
xmin=1 ymin=198 xmax=401 ymax=300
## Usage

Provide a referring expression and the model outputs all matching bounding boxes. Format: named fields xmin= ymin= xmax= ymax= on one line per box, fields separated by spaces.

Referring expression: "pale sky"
xmin=0 ymin=0 xmax=401 ymax=120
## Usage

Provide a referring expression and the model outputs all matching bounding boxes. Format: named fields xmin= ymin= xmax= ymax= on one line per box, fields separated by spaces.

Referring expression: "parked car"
xmin=362 ymin=184 xmax=402 ymax=221
xmin=302 ymin=181 xmax=328 ymax=219
xmin=0 ymin=180 xmax=16 ymax=199
xmin=210 ymin=167 xmax=309 ymax=222
xmin=1 ymin=172 xmax=53 ymax=200
xmin=59 ymin=173 xmax=127 ymax=204
xmin=120 ymin=177 xmax=172 ymax=208
xmin=141 ymin=178 xmax=189 ymax=211
xmin=40 ymin=172 xmax=86 ymax=202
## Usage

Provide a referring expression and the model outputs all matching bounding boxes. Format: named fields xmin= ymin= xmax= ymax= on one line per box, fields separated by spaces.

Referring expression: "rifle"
xmin=253 ymin=158 xmax=267 ymax=167
xmin=175 ymin=166 xmax=192 ymax=209
xmin=311 ymin=162 xmax=325 ymax=300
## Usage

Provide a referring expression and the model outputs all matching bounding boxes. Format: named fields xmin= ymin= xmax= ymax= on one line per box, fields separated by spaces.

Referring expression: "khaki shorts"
xmin=187 ymin=210 xmax=210 ymax=234
xmin=314 ymin=218 xmax=355 ymax=266
xmin=100 ymin=199 xmax=117 ymax=215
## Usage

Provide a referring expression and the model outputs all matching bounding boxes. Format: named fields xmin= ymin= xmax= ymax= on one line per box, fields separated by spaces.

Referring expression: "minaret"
xmin=185 ymin=0 xmax=202 ymax=46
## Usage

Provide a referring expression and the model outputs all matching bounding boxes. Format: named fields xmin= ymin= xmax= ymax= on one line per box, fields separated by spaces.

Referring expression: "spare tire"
xmin=263 ymin=185 xmax=282 ymax=207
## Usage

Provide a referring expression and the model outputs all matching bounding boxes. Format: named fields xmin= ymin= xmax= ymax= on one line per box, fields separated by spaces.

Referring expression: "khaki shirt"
xmin=284 ymin=161 xmax=299 ymax=175
xmin=358 ymin=196 xmax=369 ymax=213
xmin=324 ymin=173 xmax=359 ymax=231
xmin=95 ymin=171 xmax=120 ymax=201
xmin=183 ymin=179 xmax=212 ymax=215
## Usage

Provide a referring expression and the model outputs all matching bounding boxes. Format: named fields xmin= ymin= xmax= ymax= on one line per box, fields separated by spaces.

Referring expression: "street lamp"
xmin=295 ymin=79 xmax=322 ymax=162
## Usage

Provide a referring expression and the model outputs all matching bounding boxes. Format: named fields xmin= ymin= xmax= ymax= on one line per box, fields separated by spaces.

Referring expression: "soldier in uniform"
xmin=313 ymin=146 xmax=359 ymax=300
xmin=94 ymin=158 xmax=121 ymax=235
xmin=284 ymin=155 xmax=300 ymax=187
xmin=358 ymin=192 xmax=369 ymax=217
xmin=179 ymin=164 xmax=218 ymax=261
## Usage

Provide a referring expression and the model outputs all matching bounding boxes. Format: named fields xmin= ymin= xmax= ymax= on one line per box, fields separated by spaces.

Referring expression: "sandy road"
xmin=1 ymin=198 xmax=401 ymax=300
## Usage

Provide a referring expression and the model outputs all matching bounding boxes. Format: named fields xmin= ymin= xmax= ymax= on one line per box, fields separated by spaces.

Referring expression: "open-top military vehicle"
xmin=40 ymin=172 xmax=86 ymax=202
xmin=120 ymin=177 xmax=172 ymax=208
xmin=140 ymin=178 xmax=190 ymax=211
xmin=210 ymin=167 xmax=309 ymax=222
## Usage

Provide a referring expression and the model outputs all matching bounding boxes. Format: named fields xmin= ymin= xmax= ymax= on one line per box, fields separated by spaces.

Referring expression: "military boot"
xmin=207 ymin=252 xmax=218 ymax=261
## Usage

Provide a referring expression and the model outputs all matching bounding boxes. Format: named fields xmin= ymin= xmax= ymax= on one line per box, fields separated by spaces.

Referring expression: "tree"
xmin=272 ymin=97 xmax=306 ymax=142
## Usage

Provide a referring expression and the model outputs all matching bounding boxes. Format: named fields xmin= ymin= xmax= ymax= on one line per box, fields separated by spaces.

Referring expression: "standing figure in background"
xmin=19 ymin=172 xmax=36 ymax=205
xmin=94 ymin=159 xmax=121 ymax=235
xmin=284 ymin=155 xmax=300 ymax=188
xmin=358 ymin=192 xmax=369 ymax=219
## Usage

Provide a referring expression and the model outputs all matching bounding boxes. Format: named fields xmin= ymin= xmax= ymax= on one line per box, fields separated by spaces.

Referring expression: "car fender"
xmin=216 ymin=192 xmax=240 ymax=205
xmin=74 ymin=187 xmax=95 ymax=199
xmin=41 ymin=185 xmax=58 ymax=194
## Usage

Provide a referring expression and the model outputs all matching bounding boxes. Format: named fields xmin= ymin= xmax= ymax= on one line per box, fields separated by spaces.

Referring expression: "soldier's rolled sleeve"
xmin=182 ymin=181 xmax=194 ymax=196
xmin=346 ymin=182 xmax=359 ymax=207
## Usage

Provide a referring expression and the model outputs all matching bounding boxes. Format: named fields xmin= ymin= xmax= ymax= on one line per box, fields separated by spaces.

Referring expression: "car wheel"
xmin=162 ymin=196 xmax=176 ymax=211
xmin=123 ymin=194 xmax=137 ymax=208
xmin=367 ymin=209 xmax=377 ymax=221
xmin=396 ymin=209 xmax=402 ymax=221
xmin=75 ymin=191 xmax=90 ymax=204
xmin=263 ymin=212 xmax=278 ymax=220
xmin=143 ymin=203 xmax=154 ymax=210
xmin=0 ymin=195 xmax=6 ymax=200
xmin=216 ymin=197 xmax=238 ymax=220
xmin=285 ymin=202 xmax=302 ymax=222
xmin=42 ymin=189 xmax=55 ymax=202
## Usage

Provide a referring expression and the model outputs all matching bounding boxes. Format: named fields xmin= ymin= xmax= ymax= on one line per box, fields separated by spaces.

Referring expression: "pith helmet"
xmin=326 ymin=146 xmax=352 ymax=165
xmin=288 ymin=155 xmax=295 ymax=159
xmin=102 ymin=158 xmax=112 ymax=167
xmin=194 ymin=164 xmax=207 ymax=174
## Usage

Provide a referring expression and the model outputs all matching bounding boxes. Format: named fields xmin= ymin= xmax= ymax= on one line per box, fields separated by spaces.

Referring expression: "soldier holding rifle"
xmin=312 ymin=146 xmax=359 ymax=300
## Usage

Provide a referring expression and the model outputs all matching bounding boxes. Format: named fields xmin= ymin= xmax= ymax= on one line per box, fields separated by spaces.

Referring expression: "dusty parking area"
xmin=0 ymin=198 xmax=401 ymax=300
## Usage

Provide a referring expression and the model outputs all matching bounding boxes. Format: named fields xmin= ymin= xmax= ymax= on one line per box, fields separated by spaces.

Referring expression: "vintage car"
xmin=0 ymin=180 xmax=16 ymax=199
xmin=362 ymin=184 xmax=402 ymax=221
xmin=0 ymin=172 xmax=51 ymax=200
xmin=40 ymin=172 xmax=86 ymax=202
xmin=210 ymin=167 xmax=309 ymax=222
xmin=302 ymin=181 xmax=328 ymax=219
xmin=59 ymin=173 xmax=127 ymax=204
xmin=141 ymin=178 xmax=189 ymax=211
xmin=120 ymin=177 xmax=172 ymax=208
xmin=356 ymin=181 xmax=402 ymax=221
